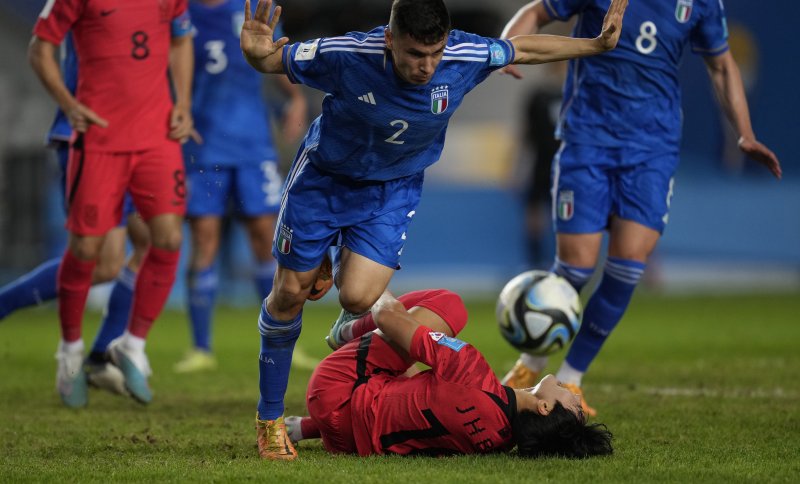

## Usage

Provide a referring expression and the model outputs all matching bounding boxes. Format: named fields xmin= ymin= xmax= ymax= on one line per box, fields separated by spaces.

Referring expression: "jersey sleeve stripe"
xmin=447 ymin=42 xmax=488 ymax=50
xmin=443 ymin=49 xmax=488 ymax=55
xmin=321 ymin=38 xmax=385 ymax=45
xmin=441 ymin=56 xmax=487 ymax=62
xmin=691 ymin=43 xmax=729 ymax=56
xmin=503 ymin=39 xmax=516 ymax=66
xmin=318 ymin=47 xmax=385 ymax=55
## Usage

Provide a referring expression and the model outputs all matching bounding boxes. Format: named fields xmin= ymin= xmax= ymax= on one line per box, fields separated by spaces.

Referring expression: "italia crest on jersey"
xmin=430 ymin=85 xmax=449 ymax=115
xmin=277 ymin=224 xmax=293 ymax=254
xmin=675 ymin=0 xmax=693 ymax=23
xmin=557 ymin=190 xmax=574 ymax=221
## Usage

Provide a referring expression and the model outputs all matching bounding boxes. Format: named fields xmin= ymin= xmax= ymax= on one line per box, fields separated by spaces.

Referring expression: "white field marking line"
xmin=594 ymin=384 xmax=799 ymax=400
xmin=290 ymin=346 xmax=320 ymax=371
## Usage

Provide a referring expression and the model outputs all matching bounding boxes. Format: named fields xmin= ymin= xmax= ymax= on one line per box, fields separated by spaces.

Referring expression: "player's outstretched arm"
xmin=499 ymin=0 xmax=553 ymax=79
xmin=510 ymin=0 xmax=627 ymax=65
xmin=372 ymin=292 xmax=420 ymax=355
xmin=28 ymin=36 xmax=108 ymax=132
xmin=241 ymin=0 xmax=289 ymax=74
xmin=704 ymin=51 xmax=782 ymax=179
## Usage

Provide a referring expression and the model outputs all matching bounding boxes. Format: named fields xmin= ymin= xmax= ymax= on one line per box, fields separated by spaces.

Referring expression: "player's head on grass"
xmin=512 ymin=375 xmax=613 ymax=458
xmin=386 ymin=0 xmax=451 ymax=85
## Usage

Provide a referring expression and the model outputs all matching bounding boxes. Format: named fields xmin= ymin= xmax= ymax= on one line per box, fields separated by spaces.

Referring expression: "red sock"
xmin=350 ymin=289 xmax=469 ymax=340
xmin=57 ymin=250 xmax=96 ymax=342
xmin=300 ymin=417 xmax=321 ymax=440
xmin=127 ymin=246 xmax=180 ymax=339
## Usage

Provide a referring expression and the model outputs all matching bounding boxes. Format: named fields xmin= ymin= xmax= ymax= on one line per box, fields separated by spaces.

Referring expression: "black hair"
xmin=389 ymin=0 xmax=451 ymax=45
xmin=513 ymin=403 xmax=613 ymax=458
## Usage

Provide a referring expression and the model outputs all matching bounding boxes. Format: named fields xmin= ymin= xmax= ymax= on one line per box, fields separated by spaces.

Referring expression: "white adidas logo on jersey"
xmin=358 ymin=92 xmax=376 ymax=105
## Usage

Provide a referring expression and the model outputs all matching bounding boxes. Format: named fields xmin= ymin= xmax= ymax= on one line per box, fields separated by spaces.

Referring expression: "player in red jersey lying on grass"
xmin=276 ymin=289 xmax=612 ymax=458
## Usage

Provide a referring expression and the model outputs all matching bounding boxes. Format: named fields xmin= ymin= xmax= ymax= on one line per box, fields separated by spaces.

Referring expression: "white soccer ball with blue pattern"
xmin=496 ymin=270 xmax=582 ymax=356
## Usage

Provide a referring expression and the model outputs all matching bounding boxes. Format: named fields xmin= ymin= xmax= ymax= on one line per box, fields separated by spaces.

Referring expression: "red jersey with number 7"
xmin=34 ymin=0 xmax=188 ymax=151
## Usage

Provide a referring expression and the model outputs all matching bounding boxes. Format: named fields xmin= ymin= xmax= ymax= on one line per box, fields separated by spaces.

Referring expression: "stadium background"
xmin=0 ymin=0 xmax=797 ymax=306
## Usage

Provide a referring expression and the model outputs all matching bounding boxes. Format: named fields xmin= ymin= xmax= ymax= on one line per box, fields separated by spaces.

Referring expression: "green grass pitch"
xmin=1 ymin=291 xmax=798 ymax=482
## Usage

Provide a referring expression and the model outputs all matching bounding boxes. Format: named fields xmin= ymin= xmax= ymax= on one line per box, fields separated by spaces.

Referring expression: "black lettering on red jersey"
xmin=462 ymin=417 xmax=486 ymax=436
xmin=379 ymin=408 xmax=450 ymax=451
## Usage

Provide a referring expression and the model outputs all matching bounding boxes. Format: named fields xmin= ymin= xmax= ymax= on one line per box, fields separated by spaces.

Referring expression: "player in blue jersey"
xmin=240 ymin=0 xmax=628 ymax=460
xmin=173 ymin=0 xmax=307 ymax=373
xmin=1 ymin=34 xmax=150 ymax=397
xmin=498 ymin=0 xmax=782 ymax=417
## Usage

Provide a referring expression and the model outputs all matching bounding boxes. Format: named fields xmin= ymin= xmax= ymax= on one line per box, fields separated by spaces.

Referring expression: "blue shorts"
xmin=551 ymin=143 xmax=678 ymax=234
xmin=55 ymin=142 xmax=135 ymax=227
xmin=185 ymin=161 xmax=283 ymax=218
xmin=274 ymin=154 xmax=423 ymax=272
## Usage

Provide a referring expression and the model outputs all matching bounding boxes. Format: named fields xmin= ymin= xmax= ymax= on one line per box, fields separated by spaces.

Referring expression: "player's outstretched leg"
xmin=0 ymin=258 xmax=59 ymax=321
xmin=555 ymin=256 xmax=646 ymax=417
xmin=256 ymin=299 xmax=302 ymax=460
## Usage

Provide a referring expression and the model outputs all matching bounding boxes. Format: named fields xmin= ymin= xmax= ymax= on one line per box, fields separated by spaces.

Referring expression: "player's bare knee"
xmin=338 ymin=292 xmax=374 ymax=315
xmin=68 ymin=237 xmax=103 ymax=261
xmin=150 ymin=228 xmax=183 ymax=252
xmin=93 ymin=258 xmax=124 ymax=283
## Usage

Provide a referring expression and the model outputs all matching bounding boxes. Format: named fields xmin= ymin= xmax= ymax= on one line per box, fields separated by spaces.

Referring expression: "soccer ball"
xmin=496 ymin=270 xmax=582 ymax=355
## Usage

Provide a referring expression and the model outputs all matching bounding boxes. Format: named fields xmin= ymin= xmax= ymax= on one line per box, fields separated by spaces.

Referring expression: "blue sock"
xmin=188 ymin=266 xmax=218 ymax=352
xmin=550 ymin=257 xmax=594 ymax=293
xmin=253 ymin=260 xmax=276 ymax=298
xmin=565 ymin=256 xmax=646 ymax=372
xmin=90 ymin=266 xmax=136 ymax=357
xmin=0 ymin=258 xmax=60 ymax=319
xmin=257 ymin=301 xmax=302 ymax=420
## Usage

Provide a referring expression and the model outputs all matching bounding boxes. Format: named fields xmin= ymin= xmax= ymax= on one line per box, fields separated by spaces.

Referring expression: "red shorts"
xmin=66 ymin=138 xmax=185 ymax=235
xmin=306 ymin=333 xmax=410 ymax=454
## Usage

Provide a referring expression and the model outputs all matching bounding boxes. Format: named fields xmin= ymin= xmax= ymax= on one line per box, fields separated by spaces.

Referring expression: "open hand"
xmin=241 ymin=0 xmax=289 ymax=65
xmin=739 ymin=137 xmax=782 ymax=179
xmin=598 ymin=0 xmax=628 ymax=51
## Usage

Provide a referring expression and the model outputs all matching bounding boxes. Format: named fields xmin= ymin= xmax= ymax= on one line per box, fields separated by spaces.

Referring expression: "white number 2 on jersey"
xmin=204 ymin=40 xmax=228 ymax=74
xmin=635 ymin=21 xmax=658 ymax=55
xmin=385 ymin=120 xmax=409 ymax=145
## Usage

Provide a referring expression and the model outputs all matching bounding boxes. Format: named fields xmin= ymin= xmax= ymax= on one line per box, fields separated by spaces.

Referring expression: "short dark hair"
xmin=513 ymin=403 xmax=613 ymax=458
xmin=389 ymin=0 xmax=451 ymax=45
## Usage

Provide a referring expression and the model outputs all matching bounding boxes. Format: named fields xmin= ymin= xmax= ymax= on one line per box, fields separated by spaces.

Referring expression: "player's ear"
xmin=384 ymin=27 xmax=392 ymax=49
xmin=537 ymin=399 xmax=551 ymax=416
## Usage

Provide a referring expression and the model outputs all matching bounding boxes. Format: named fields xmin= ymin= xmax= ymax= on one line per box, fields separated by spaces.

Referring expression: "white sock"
xmin=555 ymin=360 xmax=584 ymax=386
xmin=60 ymin=339 xmax=84 ymax=354
xmin=519 ymin=353 xmax=549 ymax=373
xmin=121 ymin=331 xmax=146 ymax=353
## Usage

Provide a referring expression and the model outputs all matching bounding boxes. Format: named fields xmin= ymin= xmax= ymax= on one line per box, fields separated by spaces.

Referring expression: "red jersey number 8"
xmin=131 ymin=31 xmax=150 ymax=60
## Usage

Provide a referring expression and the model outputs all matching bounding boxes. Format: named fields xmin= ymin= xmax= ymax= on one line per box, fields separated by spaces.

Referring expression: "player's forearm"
xmin=28 ymin=37 xmax=77 ymax=113
xmin=511 ymin=34 xmax=610 ymax=65
xmin=244 ymin=50 xmax=285 ymax=75
xmin=169 ymin=35 xmax=194 ymax=109
xmin=501 ymin=0 xmax=550 ymax=39
xmin=706 ymin=52 xmax=755 ymax=142
xmin=372 ymin=293 xmax=419 ymax=354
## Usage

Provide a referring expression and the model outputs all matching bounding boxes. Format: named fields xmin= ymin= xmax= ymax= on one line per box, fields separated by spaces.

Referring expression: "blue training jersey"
xmin=46 ymin=34 xmax=78 ymax=144
xmin=544 ymin=0 xmax=729 ymax=153
xmin=183 ymin=0 xmax=280 ymax=167
xmin=282 ymin=28 xmax=515 ymax=181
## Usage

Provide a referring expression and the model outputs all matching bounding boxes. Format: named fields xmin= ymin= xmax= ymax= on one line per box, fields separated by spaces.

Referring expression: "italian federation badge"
xmin=675 ymin=0 xmax=693 ymax=23
xmin=430 ymin=85 xmax=449 ymax=114
xmin=557 ymin=190 xmax=574 ymax=221
xmin=277 ymin=224 xmax=293 ymax=255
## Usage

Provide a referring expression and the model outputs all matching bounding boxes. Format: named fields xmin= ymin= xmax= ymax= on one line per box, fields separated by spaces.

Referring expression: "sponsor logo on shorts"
xmin=277 ymin=224 xmax=293 ymax=255
xmin=557 ymin=190 xmax=574 ymax=221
